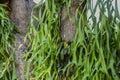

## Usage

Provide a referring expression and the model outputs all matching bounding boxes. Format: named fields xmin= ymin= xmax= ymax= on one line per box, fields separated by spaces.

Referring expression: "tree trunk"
xmin=61 ymin=1 xmax=77 ymax=42
xmin=61 ymin=0 xmax=86 ymax=42
xmin=10 ymin=0 xmax=35 ymax=80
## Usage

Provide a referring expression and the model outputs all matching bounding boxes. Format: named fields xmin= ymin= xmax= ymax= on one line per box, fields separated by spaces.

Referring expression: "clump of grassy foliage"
xmin=0 ymin=4 xmax=17 ymax=80
xmin=24 ymin=0 xmax=119 ymax=79
xmin=1 ymin=0 xmax=119 ymax=80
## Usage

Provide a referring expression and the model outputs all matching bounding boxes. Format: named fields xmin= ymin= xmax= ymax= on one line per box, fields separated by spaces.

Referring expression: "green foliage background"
xmin=0 ymin=0 xmax=120 ymax=80
xmin=0 ymin=4 xmax=17 ymax=80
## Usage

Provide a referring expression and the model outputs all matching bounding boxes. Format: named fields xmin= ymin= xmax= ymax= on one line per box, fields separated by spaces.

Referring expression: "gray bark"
xmin=61 ymin=5 xmax=76 ymax=42
xmin=61 ymin=0 xmax=86 ymax=42
xmin=10 ymin=0 xmax=35 ymax=80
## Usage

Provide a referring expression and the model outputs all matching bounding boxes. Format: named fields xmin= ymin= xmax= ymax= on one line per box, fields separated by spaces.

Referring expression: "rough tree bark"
xmin=10 ymin=0 xmax=35 ymax=80
xmin=61 ymin=0 xmax=78 ymax=42
xmin=61 ymin=0 xmax=86 ymax=42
